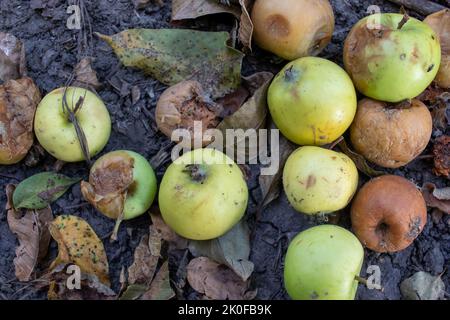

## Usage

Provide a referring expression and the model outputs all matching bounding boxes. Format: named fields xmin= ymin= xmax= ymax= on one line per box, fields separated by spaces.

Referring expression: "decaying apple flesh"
xmin=350 ymin=98 xmax=432 ymax=168
xmin=424 ymin=9 xmax=450 ymax=88
xmin=344 ymin=13 xmax=441 ymax=102
xmin=351 ymin=175 xmax=427 ymax=253
xmin=251 ymin=0 xmax=334 ymax=60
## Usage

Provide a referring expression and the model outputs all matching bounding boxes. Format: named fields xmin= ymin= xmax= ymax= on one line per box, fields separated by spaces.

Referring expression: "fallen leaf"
xmin=0 ymin=77 xmax=41 ymax=165
xmin=422 ymin=183 xmax=450 ymax=214
xmin=42 ymin=264 xmax=116 ymax=300
xmin=5 ymin=184 xmax=53 ymax=281
xmin=400 ymin=271 xmax=445 ymax=300
xmin=13 ymin=172 xmax=79 ymax=210
xmin=150 ymin=211 xmax=188 ymax=250
xmin=433 ymin=135 xmax=450 ymax=177
xmin=72 ymin=57 xmax=101 ymax=90
xmin=189 ymin=221 xmax=254 ymax=281
xmin=187 ymin=257 xmax=256 ymax=300
xmin=238 ymin=0 xmax=253 ymax=50
xmin=215 ymin=86 xmax=250 ymax=118
xmin=97 ymin=29 xmax=244 ymax=98
xmin=141 ymin=261 xmax=175 ymax=300
xmin=0 ymin=32 xmax=26 ymax=82
xmin=172 ymin=0 xmax=241 ymax=20
xmin=127 ymin=225 xmax=161 ymax=286
xmin=49 ymin=215 xmax=110 ymax=286
xmin=258 ymin=126 xmax=296 ymax=213
xmin=173 ymin=249 xmax=189 ymax=298
xmin=81 ymin=152 xmax=134 ymax=220
xmin=119 ymin=284 xmax=147 ymax=300
xmin=338 ymin=139 xmax=385 ymax=177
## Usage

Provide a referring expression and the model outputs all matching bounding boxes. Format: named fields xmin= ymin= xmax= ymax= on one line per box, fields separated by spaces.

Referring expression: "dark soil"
xmin=0 ymin=0 xmax=449 ymax=300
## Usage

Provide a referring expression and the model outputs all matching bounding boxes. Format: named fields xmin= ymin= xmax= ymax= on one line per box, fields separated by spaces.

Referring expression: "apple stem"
xmin=355 ymin=275 xmax=368 ymax=285
xmin=183 ymin=164 xmax=207 ymax=183
xmin=397 ymin=13 xmax=410 ymax=29
xmin=110 ymin=210 xmax=125 ymax=242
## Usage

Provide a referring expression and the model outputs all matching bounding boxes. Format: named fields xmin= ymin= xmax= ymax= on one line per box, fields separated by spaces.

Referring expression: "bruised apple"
xmin=351 ymin=175 xmax=427 ymax=253
xmin=268 ymin=57 xmax=357 ymax=146
xmin=284 ymin=225 xmax=364 ymax=300
xmin=81 ymin=150 xmax=157 ymax=220
xmin=283 ymin=146 xmax=358 ymax=215
xmin=425 ymin=9 xmax=450 ymax=88
xmin=159 ymin=148 xmax=248 ymax=240
xmin=251 ymin=0 xmax=334 ymax=60
xmin=350 ymin=99 xmax=432 ymax=168
xmin=0 ymin=77 xmax=41 ymax=164
xmin=344 ymin=13 xmax=441 ymax=102
xmin=34 ymin=87 xmax=111 ymax=162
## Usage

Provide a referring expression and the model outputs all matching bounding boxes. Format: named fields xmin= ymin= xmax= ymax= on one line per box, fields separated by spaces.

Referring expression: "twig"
xmin=386 ymin=0 xmax=447 ymax=16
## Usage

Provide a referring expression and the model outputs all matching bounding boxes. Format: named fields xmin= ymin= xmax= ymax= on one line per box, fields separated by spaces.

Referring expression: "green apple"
xmin=283 ymin=146 xmax=358 ymax=215
xmin=159 ymin=148 xmax=248 ymax=240
xmin=34 ymin=87 xmax=111 ymax=162
xmin=284 ymin=224 xmax=364 ymax=300
xmin=82 ymin=150 xmax=157 ymax=220
xmin=344 ymin=13 xmax=441 ymax=102
xmin=268 ymin=57 xmax=357 ymax=146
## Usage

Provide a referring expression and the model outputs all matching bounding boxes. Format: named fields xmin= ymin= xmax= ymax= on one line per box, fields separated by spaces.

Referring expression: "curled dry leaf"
xmin=140 ymin=261 xmax=175 ymax=300
xmin=172 ymin=0 xmax=241 ymax=20
xmin=400 ymin=271 xmax=445 ymax=300
xmin=187 ymin=257 xmax=256 ymax=300
xmin=81 ymin=152 xmax=134 ymax=219
xmin=189 ymin=221 xmax=254 ymax=281
xmin=73 ymin=57 xmax=101 ymax=90
xmin=0 ymin=32 xmax=26 ymax=82
xmin=238 ymin=0 xmax=253 ymax=50
xmin=49 ymin=215 xmax=110 ymax=286
xmin=150 ymin=211 xmax=188 ymax=250
xmin=338 ymin=139 xmax=385 ymax=177
xmin=0 ymin=77 xmax=41 ymax=165
xmin=5 ymin=184 xmax=52 ymax=282
xmin=433 ymin=135 xmax=450 ymax=178
xmin=422 ymin=183 xmax=450 ymax=214
xmin=97 ymin=29 xmax=243 ymax=98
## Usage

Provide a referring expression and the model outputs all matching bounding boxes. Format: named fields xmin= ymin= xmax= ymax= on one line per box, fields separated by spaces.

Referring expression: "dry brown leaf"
xmin=422 ymin=183 xmax=450 ymax=214
xmin=172 ymin=0 xmax=241 ymax=20
xmin=73 ymin=57 xmax=101 ymax=90
xmin=81 ymin=152 xmax=134 ymax=220
xmin=5 ymin=184 xmax=52 ymax=282
xmin=0 ymin=32 xmax=26 ymax=82
xmin=49 ymin=215 xmax=110 ymax=285
xmin=433 ymin=135 xmax=450 ymax=177
xmin=128 ymin=225 xmax=161 ymax=286
xmin=140 ymin=261 xmax=175 ymax=300
xmin=150 ymin=211 xmax=188 ymax=250
xmin=187 ymin=257 xmax=256 ymax=300
xmin=238 ymin=0 xmax=253 ymax=51
xmin=0 ymin=77 xmax=41 ymax=165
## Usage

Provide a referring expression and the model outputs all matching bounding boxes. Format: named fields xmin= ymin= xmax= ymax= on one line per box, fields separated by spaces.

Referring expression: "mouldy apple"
xmin=424 ymin=9 xmax=450 ymax=89
xmin=81 ymin=150 xmax=157 ymax=220
xmin=351 ymin=175 xmax=427 ymax=253
xmin=284 ymin=225 xmax=364 ymax=300
xmin=350 ymin=99 xmax=432 ymax=168
xmin=268 ymin=57 xmax=357 ymax=146
xmin=283 ymin=146 xmax=358 ymax=215
xmin=251 ymin=0 xmax=334 ymax=60
xmin=344 ymin=13 xmax=441 ymax=102
xmin=34 ymin=87 xmax=111 ymax=162
xmin=159 ymin=148 xmax=248 ymax=240
xmin=0 ymin=77 xmax=41 ymax=164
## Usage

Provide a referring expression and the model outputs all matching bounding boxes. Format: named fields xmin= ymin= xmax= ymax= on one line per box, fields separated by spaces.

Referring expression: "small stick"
xmin=386 ymin=0 xmax=447 ymax=16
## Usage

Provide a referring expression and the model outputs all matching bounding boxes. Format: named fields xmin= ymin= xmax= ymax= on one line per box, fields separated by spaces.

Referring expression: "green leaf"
xmin=119 ymin=284 xmax=147 ymax=300
xmin=13 ymin=172 xmax=80 ymax=209
xmin=189 ymin=221 xmax=254 ymax=281
xmin=97 ymin=29 xmax=244 ymax=98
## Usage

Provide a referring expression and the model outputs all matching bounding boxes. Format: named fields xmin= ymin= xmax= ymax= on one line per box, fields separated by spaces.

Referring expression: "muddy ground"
xmin=0 ymin=0 xmax=449 ymax=300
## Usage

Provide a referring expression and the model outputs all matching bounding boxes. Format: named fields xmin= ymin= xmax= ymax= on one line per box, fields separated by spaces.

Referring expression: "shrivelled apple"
xmin=350 ymin=98 xmax=432 ymax=168
xmin=251 ymin=0 xmax=334 ymax=60
xmin=284 ymin=225 xmax=364 ymax=300
xmin=268 ymin=57 xmax=357 ymax=146
xmin=283 ymin=146 xmax=358 ymax=215
xmin=424 ymin=9 xmax=450 ymax=88
xmin=159 ymin=148 xmax=248 ymax=240
xmin=351 ymin=175 xmax=427 ymax=253
xmin=81 ymin=150 xmax=157 ymax=220
xmin=344 ymin=13 xmax=441 ymax=102
xmin=34 ymin=87 xmax=111 ymax=162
